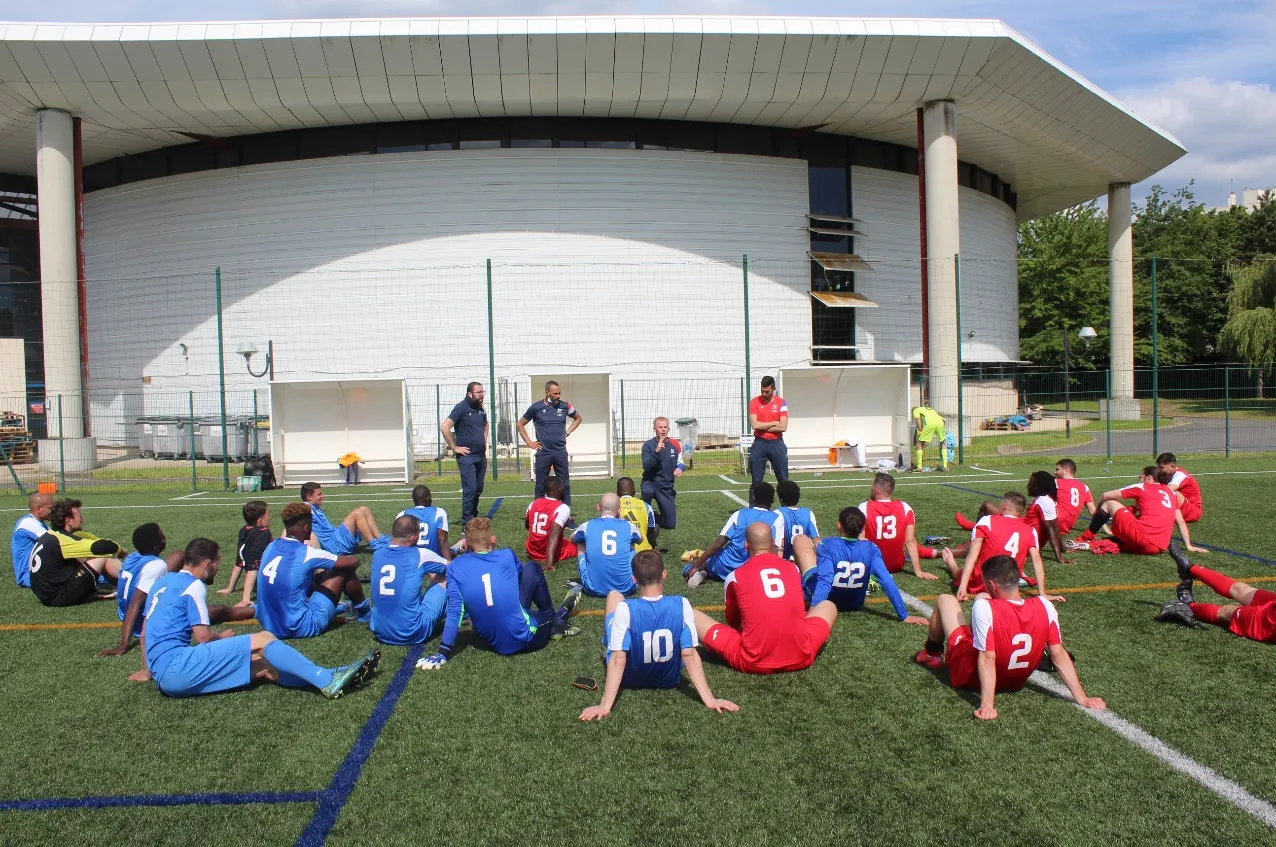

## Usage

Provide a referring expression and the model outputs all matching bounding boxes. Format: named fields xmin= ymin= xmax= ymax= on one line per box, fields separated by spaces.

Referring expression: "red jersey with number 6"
xmin=1119 ymin=482 xmax=1177 ymax=547
xmin=970 ymin=595 xmax=1062 ymax=691
xmin=859 ymin=499 xmax=915 ymax=572
xmin=722 ymin=553 xmax=811 ymax=671
xmin=1054 ymin=478 xmax=1094 ymax=533
xmin=970 ymin=515 xmax=1038 ymax=593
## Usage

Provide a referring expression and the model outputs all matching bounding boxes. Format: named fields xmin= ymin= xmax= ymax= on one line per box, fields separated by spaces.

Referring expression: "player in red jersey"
xmin=525 ymin=477 xmax=577 ymax=570
xmin=1157 ymin=452 xmax=1203 ymax=523
xmin=1074 ymin=467 xmax=1204 ymax=555
xmin=859 ymin=472 xmax=939 ymax=580
xmin=693 ymin=523 xmax=837 ymax=674
xmin=1023 ymin=471 xmax=1070 ymax=563
xmin=1053 ymin=459 xmax=1096 ymax=534
xmin=1164 ymin=542 xmax=1276 ymax=643
xmin=954 ymin=500 xmax=999 ymax=532
xmin=915 ymin=555 xmax=1106 ymax=720
xmin=942 ymin=491 xmax=1061 ymax=603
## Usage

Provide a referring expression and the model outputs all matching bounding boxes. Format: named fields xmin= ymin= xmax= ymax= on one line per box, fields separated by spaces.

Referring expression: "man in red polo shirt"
xmin=693 ymin=523 xmax=837 ymax=674
xmin=748 ymin=376 xmax=789 ymax=506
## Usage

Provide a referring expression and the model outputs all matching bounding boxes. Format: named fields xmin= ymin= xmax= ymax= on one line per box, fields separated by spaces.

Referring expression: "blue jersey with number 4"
xmin=572 ymin=517 xmax=642 ymax=596
xmin=776 ymin=506 xmax=819 ymax=559
xmin=439 ymin=548 xmax=535 ymax=655
xmin=605 ymin=595 xmax=697 ymax=689
xmin=810 ymin=537 xmax=908 ymax=618
xmin=255 ymin=537 xmax=338 ymax=636
xmin=396 ymin=505 xmax=449 ymax=556
xmin=369 ymin=544 xmax=448 ymax=644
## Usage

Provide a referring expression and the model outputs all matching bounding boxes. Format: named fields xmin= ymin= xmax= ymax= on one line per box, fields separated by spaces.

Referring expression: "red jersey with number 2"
xmin=859 ymin=499 xmax=915 ymax=572
xmin=970 ymin=515 xmax=1037 ymax=593
xmin=970 ymin=595 xmax=1062 ymax=691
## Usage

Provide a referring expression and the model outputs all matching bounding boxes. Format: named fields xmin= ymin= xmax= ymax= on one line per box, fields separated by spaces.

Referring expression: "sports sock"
xmin=1188 ymin=602 xmax=1224 ymax=626
xmin=912 ymin=446 xmax=924 ymax=469
xmin=918 ymin=546 xmax=937 ymax=559
xmin=923 ymin=638 xmax=943 ymax=656
xmin=263 ymin=641 xmax=334 ymax=691
xmin=1087 ymin=508 xmax=1111 ymax=535
xmin=1189 ymin=565 xmax=1235 ymax=600
xmin=954 ymin=511 xmax=975 ymax=531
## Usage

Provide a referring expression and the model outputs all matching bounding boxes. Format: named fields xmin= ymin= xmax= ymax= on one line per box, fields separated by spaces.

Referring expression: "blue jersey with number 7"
xmin=439 ymin=548 xmax=535 ymax=655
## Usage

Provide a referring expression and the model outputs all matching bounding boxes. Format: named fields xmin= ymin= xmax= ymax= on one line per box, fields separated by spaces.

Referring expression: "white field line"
xmin=896 ymin=591 xmax=1276 ymax=829
xmin=718 ymin=474 xmax=743 ymax=485
xmin=969 ymin=465 xmax=1012 ymax=475
xmin=169 ymin=491 xmax=207 ymax=500
xmin=720 ymin=489 xmax=749 ymax=507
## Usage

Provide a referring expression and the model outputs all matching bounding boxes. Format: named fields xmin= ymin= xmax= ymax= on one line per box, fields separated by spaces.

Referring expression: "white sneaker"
xmin=687 ymin=569 xmax=708 ymax=589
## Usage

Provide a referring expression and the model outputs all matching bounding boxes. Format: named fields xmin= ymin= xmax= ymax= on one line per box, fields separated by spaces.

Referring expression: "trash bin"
xmin=674 ymin=417 xmax=699 ymax=470
xmin=199 ymin=416 xmax=250 ymax=462
xmin=134 ymin=415 xmax=176 ymax=457
xmin=139 ymin=415 xmax=188 ymax=458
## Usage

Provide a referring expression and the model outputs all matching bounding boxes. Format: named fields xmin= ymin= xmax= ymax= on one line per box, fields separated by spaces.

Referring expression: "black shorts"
xmin=44 ymin=564 xmax=100 ymax=607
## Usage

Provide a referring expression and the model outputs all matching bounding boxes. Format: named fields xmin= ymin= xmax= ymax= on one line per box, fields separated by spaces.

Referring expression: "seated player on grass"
xmin=397 ymin=484 xmax=450 ymax=559
xmin=914 ymin=555 xmax=1105 ymax=721
xmin=217 ymin=500 xmax=271 ymax=606
xmin=369 ymin=515 xmax=449 ymax=646
xmin=1024 ymin=471 xmax=1071 ymax=563
xmin=1053 ymin=459 xmax=1096 ymax=534
xmin=256 ymin=502 xmax=370 ymax=638
xmin=775 ymin=480 xmax=819 ymax=561
xmin=691 ymin=523 xmax=837 ymax=675
xmin=300 ymin=481 xmax=387 ymax=555
xmin=1074 ymin=467 xmax=1206 ymax=555
xmin=526 ymin=477 xmax=577 ymax=571
xmin=416 ymin=518 xmax=583 ymax=671
xmin=1160 ymin=541 xmax=1276 ymax=643
xmin=29 ymin=498 xmax=124 ymax=607
xmin=10 ymin=491 xmax=52 ymax=588
xmin=617 ymin=477 xmax=657 ymax=553
xmin=801 ymin=507 xmax=928 ymax=625
xmin=579 ymin=550 xmax=739 ymax=721
xmin=1157 ymin=452 xmax=1203 ymax=524
xmin=954 ymin=499 xmax=1000 ymax=532
xmin=570 ymin=493 xmax=642 ymax=597
xmin=142 ymin=538 xmax=379 ymax=699
xmin=941 ymin=492 xmax=1062 ymax=604
xmin=684 ymin=482 xmax=785 ymax=588
xmin=860 ymin=472 xmax=940 ymax=580
xmin=100 ymin=523 xmax=184 ymax=658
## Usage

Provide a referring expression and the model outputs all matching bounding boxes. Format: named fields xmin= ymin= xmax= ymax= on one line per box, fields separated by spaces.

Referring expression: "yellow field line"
xmin=6 ymin=575 xmax=1276 ymax=632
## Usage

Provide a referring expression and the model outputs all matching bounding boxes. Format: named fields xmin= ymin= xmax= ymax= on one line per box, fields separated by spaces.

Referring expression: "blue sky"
xmin=2 ymin=0 xmax=1273 ymax=209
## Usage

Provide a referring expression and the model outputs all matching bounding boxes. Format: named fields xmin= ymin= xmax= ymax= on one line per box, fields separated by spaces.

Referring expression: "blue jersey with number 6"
xmin=605 ymin=594 xmax=697 ymax=689
xmin=572 ymin=517 xmax=641 ymax=596
xmin=809 ymin=537 xmax=908 ymax=619
xmin=439 ymin=548 xmax=534 ymax=655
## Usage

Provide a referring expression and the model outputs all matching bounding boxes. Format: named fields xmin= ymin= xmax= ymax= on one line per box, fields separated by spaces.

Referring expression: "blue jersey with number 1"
xmin=439 ymin=548 xmax=534 ymax=655
xmin=809 ymin=537 xmax=908 ymax=618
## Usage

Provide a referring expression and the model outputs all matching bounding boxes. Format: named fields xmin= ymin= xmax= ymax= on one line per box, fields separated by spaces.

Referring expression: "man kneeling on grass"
xmin=914 ymin=555 xmax=1105 ymax=721
xmin=142 ymin=538 xmax=379 ymax=699
xmin=579 ymin=550 xmax=738 ymax=721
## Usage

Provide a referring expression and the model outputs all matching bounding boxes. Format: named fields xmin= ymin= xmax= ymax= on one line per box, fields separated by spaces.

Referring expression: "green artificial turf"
xmin=1 ymin=458 xmax=1274 ymax=845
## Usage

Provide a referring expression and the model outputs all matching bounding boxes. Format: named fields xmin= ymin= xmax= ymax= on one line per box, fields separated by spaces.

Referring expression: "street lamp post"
xmin=1066 ymin=326 xmax=1098 ymax=438
xmin=236 ymin=340 xmax=274 ymax=380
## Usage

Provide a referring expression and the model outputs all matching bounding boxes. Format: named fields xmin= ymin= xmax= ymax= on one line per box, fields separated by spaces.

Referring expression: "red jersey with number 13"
xmin=859 ymin=499 xmax=915 ymax=572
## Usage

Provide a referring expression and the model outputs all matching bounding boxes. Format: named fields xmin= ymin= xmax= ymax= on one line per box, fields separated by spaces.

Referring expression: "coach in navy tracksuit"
xmin=517 ymin=380 xmax=582 ymax=506
xmin=641 ymin=416 xmax=683 ymax=531
xmin=441 ymin=381 xmax=488 ymax=525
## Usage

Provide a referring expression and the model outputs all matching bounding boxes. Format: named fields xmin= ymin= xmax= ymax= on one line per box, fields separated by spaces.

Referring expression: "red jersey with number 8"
xmin=970 ymin=515 xmax=1038 ymax=593
xmin=1054 ymin=478 xmax=1094 ymax=533
xmin=948 ymin=596 xmax=1062 ymax=691
xmin=859 ymin=499 xmax=915 ymax=572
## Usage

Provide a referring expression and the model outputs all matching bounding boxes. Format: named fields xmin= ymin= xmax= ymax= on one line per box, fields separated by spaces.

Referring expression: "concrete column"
xmin=923 ymin=100 xmax=960 ymax=419
xmin=36 ymin=109 xmax=85 ymax=440
xmin=1106 ymin=182 xmax=1139 ymax=420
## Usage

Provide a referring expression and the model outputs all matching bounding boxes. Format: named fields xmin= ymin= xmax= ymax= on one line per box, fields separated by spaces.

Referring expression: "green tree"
xmin=1240 ymin=190 xmax=1276 ymax=259
xmin=1218 ymin=256 xmax=1276 ymax=397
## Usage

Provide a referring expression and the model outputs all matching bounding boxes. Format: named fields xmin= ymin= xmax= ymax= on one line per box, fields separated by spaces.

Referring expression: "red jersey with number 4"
xmin=970 ymin=515 xmax=1038 ymax=593
xmin=859 ymin=499 xmax=915 ymax=572
xmin=971 ymin=595 xmax=1062 ymax=691
xmin=525 ymin=497 xmax=571 ymax=561
xmin=1119 ymin=482 xmax=1177 ymax=546
xmin=1054 ymin=479 xmax=1094 ymax=533
xmin=723 ymin=553 xmax=810 ymax=670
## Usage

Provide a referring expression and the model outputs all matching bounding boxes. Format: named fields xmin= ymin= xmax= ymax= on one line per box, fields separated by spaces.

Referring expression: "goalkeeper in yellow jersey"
xmin=911 ymin=405 xmax=949 ymax=472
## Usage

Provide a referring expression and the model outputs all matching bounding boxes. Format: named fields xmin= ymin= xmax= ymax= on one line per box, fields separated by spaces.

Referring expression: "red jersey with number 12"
xmin=723 ymin=553 xmax=810 ymax=671
xmin=859 ymin=499 xmax=915 ymax=572
xmin=970 ymin=515 xmax=1038 ymax=593
xmin=525 ymin=497 xmax=571 ymax=561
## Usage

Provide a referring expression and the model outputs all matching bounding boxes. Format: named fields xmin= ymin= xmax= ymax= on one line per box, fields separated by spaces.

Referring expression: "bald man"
xmin=11 ymin=492 xmax=53 ymax=588
xmin=570 ymin=493 xmax=643 ymax=597
xmin=693 ymin=523 xmax=837 ymax=674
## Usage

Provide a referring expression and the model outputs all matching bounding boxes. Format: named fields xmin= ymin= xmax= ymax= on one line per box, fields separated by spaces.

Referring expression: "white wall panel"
xmin=957 ymin=185 xmax=1019 ymax=362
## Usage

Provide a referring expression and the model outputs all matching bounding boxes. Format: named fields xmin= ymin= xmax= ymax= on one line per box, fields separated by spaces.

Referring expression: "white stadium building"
xmin=0 ymin=16 xmax=1184 ymax=474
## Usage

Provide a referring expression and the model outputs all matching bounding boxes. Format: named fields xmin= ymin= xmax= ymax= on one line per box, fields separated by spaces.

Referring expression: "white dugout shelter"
xmin=779 ymin=365 xmax=911 ymax=470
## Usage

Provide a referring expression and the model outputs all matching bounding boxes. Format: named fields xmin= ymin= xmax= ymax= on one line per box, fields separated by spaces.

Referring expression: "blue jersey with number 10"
xmin=605 ymin=595 xmax=697 ymax=689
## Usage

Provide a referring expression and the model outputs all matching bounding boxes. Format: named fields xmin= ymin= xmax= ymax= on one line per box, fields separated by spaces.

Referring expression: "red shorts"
xmin=703 ymin=618 xmax=831 ymax=674
xmin=1180 ymin=500 xmax=1202 ymax=523
xmin=1228 ymin=600 xmax=1276 ymax=644
xmin=1111 ymin=508 xmax=1166 ymax=555
xmin=525 ymin=537 xmax=578 ymax=563
xmin=945 ymin=625 xmax=979 ymax=690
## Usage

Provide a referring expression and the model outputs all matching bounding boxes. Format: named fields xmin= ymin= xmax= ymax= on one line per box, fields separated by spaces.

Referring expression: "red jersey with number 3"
xmin=1119 ymin=482 xmax=1177 ymax=546
xmin=971 ymin=595 xmax=1062 ymax=691
xmin=859 ymin=499 xmax=915 ymax=572
xmin=1054 ymin=478 xmax=1094 ymax=533
xmin=723 ymin=553 xmax=809 ymax=670
xmin=525 ymin=497 xmax=571 ymax=561
xmin=971 ymin=515 xmax=1038 ymax=593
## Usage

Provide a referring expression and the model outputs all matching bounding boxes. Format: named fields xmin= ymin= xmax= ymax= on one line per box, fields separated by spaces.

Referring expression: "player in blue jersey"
xmin=684 ymin=482 xmax=785 ymax=588
xmin=775 ymin=480 xmax=820 ymax=561
xmin=570 ymin=493 xmax=642 ymax=597
xmin=257 ymin=502 xmax=370 ymax=638
xmin=800 ymin=506 xmax=928 ymax=625
xmin=369 ymin=515 xmax=450 ymax=645
xmin=396 ymin=484 xmax=450 ymax=559
xmin=580 ymin=550 xmax=739 ymax=721
xmin=100 ymin=523 xmax=184 ymax=659
xmin=10 ymin=492 xmax=52 ymax=588
xmin=300 ymin=482 xmax=387 ymax=555
xmin=416 ymin=518 xmax=583 ymax=670
xmin=142 ymin=537 xmax=379 ymax=699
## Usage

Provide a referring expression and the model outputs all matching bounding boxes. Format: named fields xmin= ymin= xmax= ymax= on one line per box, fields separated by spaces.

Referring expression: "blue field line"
xmin=1194 ymin=542 xmax=1276 ymax=567
xmin=295 ymin=643 xmax=427 ymax=847
xmin=486 ymin=496 xmax=504 ymax=518
xmin=942 ymin=483 xmax=1001 ymax=498
xmin=0 ymin=790 xmax=321 ymax=813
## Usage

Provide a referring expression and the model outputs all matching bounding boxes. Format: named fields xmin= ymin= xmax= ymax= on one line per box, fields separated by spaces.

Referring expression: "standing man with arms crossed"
xmin=641 ymin=417 xmax=683 ymax=535
xmin=748 ymin=376 xmax=788 ymax=506
xmin=518 ymin=380 xmax=582 ymax=507
xmin=441 ymin=382 xmax=488 ymax=527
